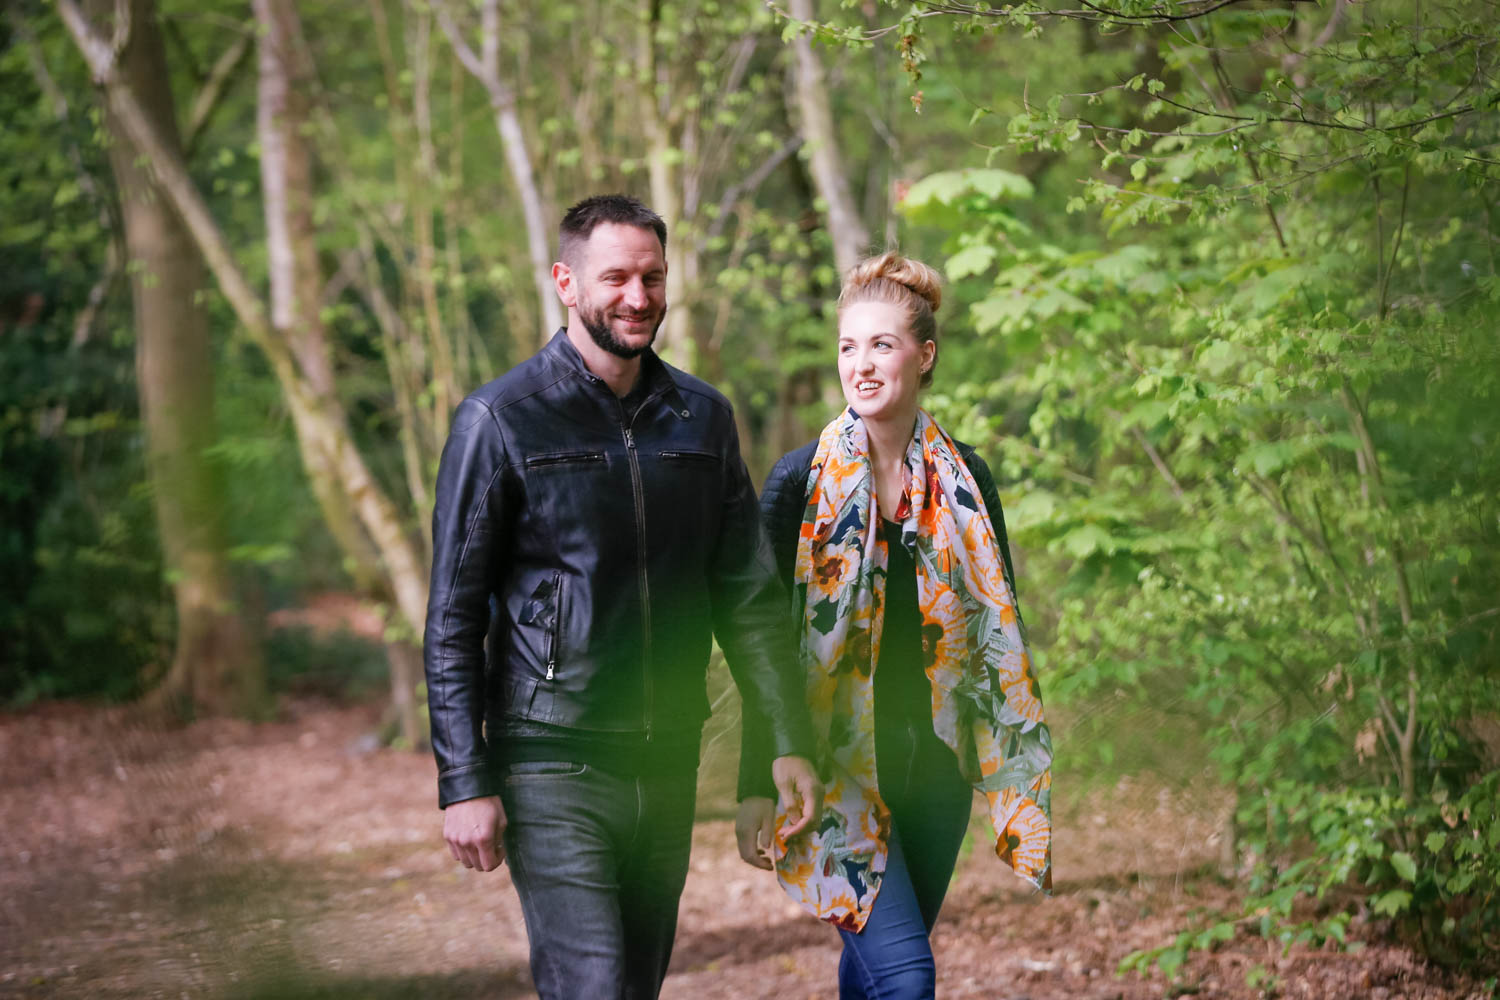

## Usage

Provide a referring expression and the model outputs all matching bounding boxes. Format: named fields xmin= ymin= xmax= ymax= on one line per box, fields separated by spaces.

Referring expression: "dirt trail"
xmin=0 ymin=698 xmax=1486 ymax=999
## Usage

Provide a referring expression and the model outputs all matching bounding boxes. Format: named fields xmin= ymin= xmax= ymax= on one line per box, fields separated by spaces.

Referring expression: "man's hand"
xmin=443 ymin=795 xmax=507 ymax=871
xmin=735 ymin=797 xmax=776 ymax=870
xmin=771 ymin=754 xmax=823 ymax=839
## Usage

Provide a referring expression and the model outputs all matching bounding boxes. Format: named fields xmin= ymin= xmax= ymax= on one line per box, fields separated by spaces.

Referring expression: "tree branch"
xmin=785 ymin=0 xmax=1318 ymax=33
xmin=1281 ymin=0 xmax=1350 ymax=82
xmin=1248 ymin=474 xmax=1368 ymax=640
xmin=1132 ymin=426 xmax=1188 ymax=505
xmin=1006 ymin=439 xmax=1097 ymax=488
xmin=707 ymin=137 xmax=804 ymax=240
xmin=183 ymin=19 xmax=254 ymax=153
xmin=431 ymin=0 xmax=490 ymax=87
xmin=1378 ymin=164 xmax=1411 ymax=320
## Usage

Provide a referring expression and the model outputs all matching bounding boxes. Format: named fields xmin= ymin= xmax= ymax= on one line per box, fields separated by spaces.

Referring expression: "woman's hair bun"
xmin=840 ymin=251 xmax=942 ymax=315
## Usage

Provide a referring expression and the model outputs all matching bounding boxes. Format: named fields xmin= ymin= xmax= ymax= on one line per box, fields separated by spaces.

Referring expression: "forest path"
xmin=0 ymin=698 xmax=1482 ymax=999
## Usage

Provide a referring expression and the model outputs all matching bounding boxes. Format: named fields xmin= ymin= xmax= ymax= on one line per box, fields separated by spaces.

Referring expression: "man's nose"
xmin=622 ymin=279 xmax=649 ymax=310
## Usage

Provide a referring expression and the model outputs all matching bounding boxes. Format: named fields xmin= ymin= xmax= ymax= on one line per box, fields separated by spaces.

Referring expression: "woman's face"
xmin=837 ymin=300 xmax=934 ymax=423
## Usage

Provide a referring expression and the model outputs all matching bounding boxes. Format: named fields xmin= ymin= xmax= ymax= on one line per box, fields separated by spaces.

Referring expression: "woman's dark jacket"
xmin=736 ymin=436 xmax=1019 ymax=801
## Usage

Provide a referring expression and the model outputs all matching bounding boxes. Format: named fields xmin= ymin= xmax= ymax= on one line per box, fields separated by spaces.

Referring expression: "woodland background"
xmin=1 ymin=0 xmax=1497 ymax=994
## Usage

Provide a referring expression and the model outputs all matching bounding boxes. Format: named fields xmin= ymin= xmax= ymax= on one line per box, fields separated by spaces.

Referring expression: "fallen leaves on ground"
xmin=0 ymin=698 xmax=1488 ymax=999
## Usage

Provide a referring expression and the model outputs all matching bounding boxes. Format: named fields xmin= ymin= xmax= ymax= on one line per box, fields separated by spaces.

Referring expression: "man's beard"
xmin=579 ymin=298 xmax=665 ymax=360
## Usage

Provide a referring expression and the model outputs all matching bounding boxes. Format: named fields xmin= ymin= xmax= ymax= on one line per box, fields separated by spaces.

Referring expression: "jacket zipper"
xmin=621 ymin=415 xmax=654 ymax=741
xmin=545 ymin=571 xmax=561 ymax=681
xmin=600 ymin=376 xmax=672 ymax=738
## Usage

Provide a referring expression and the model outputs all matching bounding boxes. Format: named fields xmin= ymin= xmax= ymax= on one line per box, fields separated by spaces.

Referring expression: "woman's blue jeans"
xmin=836 ymin=720 xmax=974 ymax=999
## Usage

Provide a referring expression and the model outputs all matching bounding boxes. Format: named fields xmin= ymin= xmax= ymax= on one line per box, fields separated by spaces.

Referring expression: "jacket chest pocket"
xmin=651 ymin=449 xmax=722 ymax=535
xmin=521 ymin=450 xmax=616 ymax=531
xmin=517 ymin=572 xmax=564 ymax=680
xmin=655 ymin=449 xmax=721 ymax=495
xmin=524 ymin=450 xmax=606 ymax=469
xmin=656 ymin=449 xmax=720 ymax=478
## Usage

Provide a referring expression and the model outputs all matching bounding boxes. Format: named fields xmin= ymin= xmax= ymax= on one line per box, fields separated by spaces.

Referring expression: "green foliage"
xmin=0 ymin=14 xmax=172 ymax=703
xmin=1124 ymin=776 xmax=1500 ymax=976
xmin=882 ymin=0 xmax=1500 ymax=976
xmin=1 ymin=4 xmax=335 ymax=703
xmin=1237 ymin=777 xmax=1500 ymax=964
xmin=264 ymin=626 xmax=389 ymax=699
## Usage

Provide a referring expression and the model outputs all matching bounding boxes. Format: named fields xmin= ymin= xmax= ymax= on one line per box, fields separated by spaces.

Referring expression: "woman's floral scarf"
xmin=772 ymin=407 xmax=1052 ymax=931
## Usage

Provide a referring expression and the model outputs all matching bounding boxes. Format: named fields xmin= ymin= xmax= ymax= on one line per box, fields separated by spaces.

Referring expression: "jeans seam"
xmin=843 ymin=939 xmax=883 ymax=1000
xmin=507 ymin=848 xmax=568 ymax=997
xmin=625 ymin=774 xmax=646 ymax=856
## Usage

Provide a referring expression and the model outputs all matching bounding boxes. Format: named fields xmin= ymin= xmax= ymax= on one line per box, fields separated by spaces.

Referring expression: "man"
xmin=424 ymin=194 xmax=821 ymax=999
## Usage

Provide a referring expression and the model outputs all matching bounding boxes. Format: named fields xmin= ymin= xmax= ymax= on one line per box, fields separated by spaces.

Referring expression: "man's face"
xmin=562 ymin=222 xmax=668 ymax=360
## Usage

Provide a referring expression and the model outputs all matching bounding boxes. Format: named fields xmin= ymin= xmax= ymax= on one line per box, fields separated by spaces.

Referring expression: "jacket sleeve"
xmin=964 ymin=447 xmax=1026 ymax=626
xmin=736 ymin=448 xmax=809 ymax=801
xmin=708 ymin=427 xmax=815 ymax=783
xmin=424 ymin=397 xmax=510 ymax=809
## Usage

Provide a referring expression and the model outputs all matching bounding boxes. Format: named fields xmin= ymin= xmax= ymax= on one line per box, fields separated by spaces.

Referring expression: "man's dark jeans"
xmin=499 ymin=759 xmax=698 ymax=1000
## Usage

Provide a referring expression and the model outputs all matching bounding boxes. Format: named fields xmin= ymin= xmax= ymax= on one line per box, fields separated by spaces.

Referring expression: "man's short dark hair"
xmin=559 ymin=195 xmax=667 ymax=269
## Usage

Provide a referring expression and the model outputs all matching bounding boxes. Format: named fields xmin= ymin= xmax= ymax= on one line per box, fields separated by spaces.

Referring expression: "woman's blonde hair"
xmin=837 ymin=251 xmax=943 ymax=387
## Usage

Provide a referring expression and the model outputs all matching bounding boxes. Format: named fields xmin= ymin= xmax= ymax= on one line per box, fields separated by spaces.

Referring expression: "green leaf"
xmin=1197 ymin=339 xmax=1238 ymax=375
xmin=900 ymin=168 xmax=1034 ymax=211
xmin=967 ymin=295 xmax=1014 ymax=333
xmin=1062 ymin=524 xmax=1114 ymax=558
xmin=1390 ymin=851 xmax=1417 ymax=882
xmin=946 ymin=243 xmax=999 ymax=280
xmin=1371 ymin=889 xmax=1412 ymax=916
xmin=1009 ymin=490 xmax=1060 ymax=528
xmin=1239 ymin=441 xmax=1294 ymax=477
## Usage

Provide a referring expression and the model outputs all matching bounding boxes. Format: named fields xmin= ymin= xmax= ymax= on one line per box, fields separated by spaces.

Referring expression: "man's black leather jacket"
xmin=424 ymin=331 xmax=813 ymax=808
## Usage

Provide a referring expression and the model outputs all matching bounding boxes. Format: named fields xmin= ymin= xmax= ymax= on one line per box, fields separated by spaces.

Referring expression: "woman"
xmin=736 ymin=252 xmax=1053 ymax=998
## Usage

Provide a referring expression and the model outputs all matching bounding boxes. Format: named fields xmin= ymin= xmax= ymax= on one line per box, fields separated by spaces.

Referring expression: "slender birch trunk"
xmin=786 ymin=0 xmax=870 ymax=275
xmin=435 ymin=0 xmax=562 ymax=350
xmin=637 ymin=0 xmax=693 ymax=364
xmin=254 ymin=0 xmax=426 ymax=748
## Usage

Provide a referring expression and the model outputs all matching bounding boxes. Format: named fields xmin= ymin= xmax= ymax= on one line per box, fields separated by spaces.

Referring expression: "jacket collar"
xmin=542 ymin=328 xmax=688 ymax=414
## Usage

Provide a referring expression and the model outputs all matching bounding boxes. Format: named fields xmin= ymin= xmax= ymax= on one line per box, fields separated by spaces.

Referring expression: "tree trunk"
xmin=786 ymin=0 xmax=870 ymax=275
xmin=435 ymin=0 xmax=562 ymax=349
xmin=255 ymin=0 xmax=427 ymax=746
xmin=404 ymin=1 xmax=462 ymax=422
xmin=382 ymin=639 xmax=425 ymax=750
xmin=253 ymin=0 xmax=333 ymax=396
xmin=91 ymin=0 xmax=263 ymax=717
xmin=253 ymin=0 xmax=380 ymax=586
xmin=59 ymin=0 xmax=432 ymax=646
xmin=637 ymin=0 xmax=695 ymax=365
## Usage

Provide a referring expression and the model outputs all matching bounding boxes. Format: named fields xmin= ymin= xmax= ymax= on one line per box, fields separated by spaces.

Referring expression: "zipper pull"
xmin=624 ymin=427 xmax=636 ymax=449
xmin=546 ymin=660 xmax=555 ymax=681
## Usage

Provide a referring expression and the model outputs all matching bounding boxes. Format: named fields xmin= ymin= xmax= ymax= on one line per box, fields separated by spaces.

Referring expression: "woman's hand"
xmin=735 ymin=796 xmax=777 ymax=870
xmin=771 ymin=753 xmax=824 ymax=838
